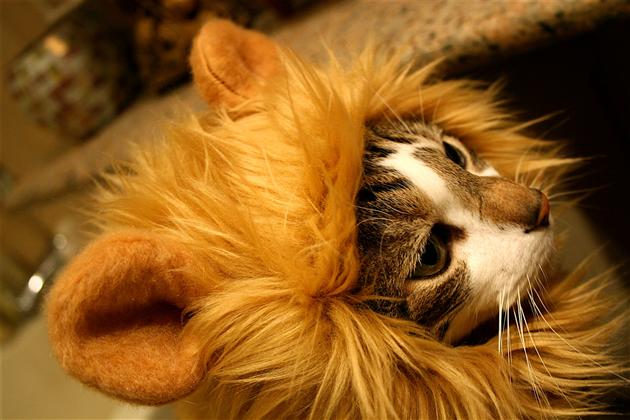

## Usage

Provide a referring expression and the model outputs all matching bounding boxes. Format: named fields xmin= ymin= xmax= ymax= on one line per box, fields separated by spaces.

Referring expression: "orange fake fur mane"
xmin=48 ymin=22 xmax=626 ymax=419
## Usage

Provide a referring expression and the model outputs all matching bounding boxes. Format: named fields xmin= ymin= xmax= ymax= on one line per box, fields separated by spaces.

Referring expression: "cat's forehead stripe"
xmin=357 ymin=177 xmax=412 ymax=203
xmin=381 ymin=144 xmax=450 ymax=207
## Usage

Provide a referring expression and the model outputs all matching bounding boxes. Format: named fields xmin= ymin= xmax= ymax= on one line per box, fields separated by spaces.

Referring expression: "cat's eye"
xmin=443 ymin=142 xmax=466 ymax=168
xmin=410 ymin=234 xmax=448 ymax=279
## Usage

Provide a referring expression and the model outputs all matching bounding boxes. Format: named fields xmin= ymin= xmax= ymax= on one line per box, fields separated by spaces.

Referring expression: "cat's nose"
xmin=478 ymin=177 xmax=551 ymax=231
xmin=533 ymin=190 xmax=550 ymax=229
xmin=523 ymin=189 xmax=550 ymax=233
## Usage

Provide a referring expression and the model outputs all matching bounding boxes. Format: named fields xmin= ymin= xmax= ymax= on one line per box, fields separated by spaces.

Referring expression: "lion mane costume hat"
xmin=48 ymin=20 xmax=627 ymax=419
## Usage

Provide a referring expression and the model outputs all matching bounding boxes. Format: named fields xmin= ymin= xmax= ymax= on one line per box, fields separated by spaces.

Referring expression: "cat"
xmin=357 ymin=119 xmax=553 ymax=343
xmin=47 ymin=20 xmax=627 ymax=419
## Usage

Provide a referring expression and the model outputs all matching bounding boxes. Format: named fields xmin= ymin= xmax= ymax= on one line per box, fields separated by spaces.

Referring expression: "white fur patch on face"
xmin=444 ymin=210 xmax=554 ymax=342
xmin=381 ymin=143 xmax=452 ymax=209
xmin=381 ymin=141 xmax=554 ymax=342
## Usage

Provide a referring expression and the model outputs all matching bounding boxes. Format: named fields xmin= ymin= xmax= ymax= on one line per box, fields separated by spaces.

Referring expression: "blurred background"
xmin=0 ymin=0 xmax=628 ymax=418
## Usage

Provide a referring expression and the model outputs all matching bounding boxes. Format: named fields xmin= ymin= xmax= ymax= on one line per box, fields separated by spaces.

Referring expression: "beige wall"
xmin=1 ymin=0 xmax=74 ymax=178
xmin=1 ymin=0 xmax=85 ymax=271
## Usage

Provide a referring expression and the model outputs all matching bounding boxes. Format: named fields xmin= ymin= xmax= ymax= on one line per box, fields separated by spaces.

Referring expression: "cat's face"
xmin=357 ymin=119 xmax=553 ymax=343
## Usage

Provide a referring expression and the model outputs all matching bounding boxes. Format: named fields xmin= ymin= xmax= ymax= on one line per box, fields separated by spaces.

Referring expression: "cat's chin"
xmin=444 ymin=266 xmax=555 ymax=346
xmin=442 ymin=227 xmax=556 ymax=345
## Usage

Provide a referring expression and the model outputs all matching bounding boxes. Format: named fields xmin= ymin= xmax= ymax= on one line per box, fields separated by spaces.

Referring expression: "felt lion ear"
xmin=47 ymin=232 xmax=211 ymax=405
xmin=189 ymin=19 xmax=281 ymax=108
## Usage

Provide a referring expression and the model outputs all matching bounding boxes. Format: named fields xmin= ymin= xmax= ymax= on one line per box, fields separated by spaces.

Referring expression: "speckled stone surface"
xmin=274 ymin=0 xmax=630 ymax=72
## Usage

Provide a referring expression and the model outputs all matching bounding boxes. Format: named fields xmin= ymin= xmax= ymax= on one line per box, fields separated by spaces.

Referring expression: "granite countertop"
xmin=275 ymin=0 xmax=630 ymax=71
xmin=6 ymin=0 xmax=629 ymax=208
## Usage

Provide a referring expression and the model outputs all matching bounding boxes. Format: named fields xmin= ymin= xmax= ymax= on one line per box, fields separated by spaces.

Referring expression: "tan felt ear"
xmin=190 ymin=18 xmax=281 ymax=108
xmin=47 ymin=232 xmax=211 ymax=405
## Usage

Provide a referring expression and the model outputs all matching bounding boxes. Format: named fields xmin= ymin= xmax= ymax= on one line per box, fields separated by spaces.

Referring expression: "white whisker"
xmin=498 ymin=286 xmax=505 ymax=355
xmin=506 ymin=290 xmax=512 ymax=368
xmin=525 ymin=288 xmax=574 ymax=410
xmin=516 ymin=291 xmax=548 ymax=412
